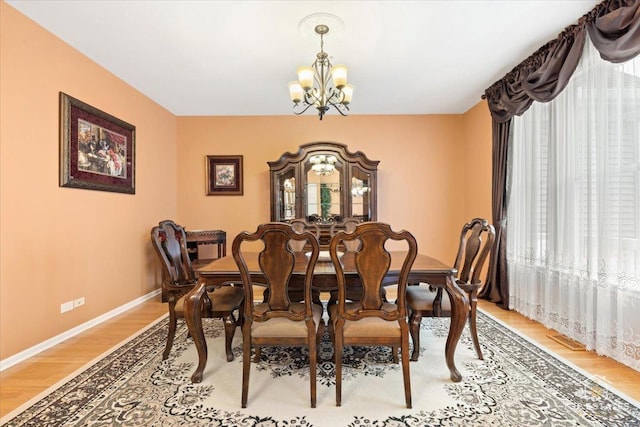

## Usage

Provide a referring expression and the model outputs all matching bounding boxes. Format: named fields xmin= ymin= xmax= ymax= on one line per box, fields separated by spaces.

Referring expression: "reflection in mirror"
xmin=283 ymin=177 xmax=296 ymax=220
xmin=351 ymin=177 xmax=369 ymax=197
xmin=309 ymin=154 xmax=337 ymax=175
xmin=351 ymin=169 xmax=370 ymax=221
xmin=306 ymin=159 xmax=341 ymax=222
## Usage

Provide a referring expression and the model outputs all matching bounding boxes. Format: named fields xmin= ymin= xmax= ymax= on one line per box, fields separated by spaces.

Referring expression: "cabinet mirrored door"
xmin=304 ymin=157 xmax=343 ymax=222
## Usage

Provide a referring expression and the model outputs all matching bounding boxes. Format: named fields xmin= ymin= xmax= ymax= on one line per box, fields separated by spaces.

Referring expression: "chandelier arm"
xmin=326 ymin=89 xmax=345 ymax=105
xmin=334 ymin=106 xmax=350 ymax=116
xmin=303 ymin=88 xmax=321 ymax=106
xmin=330 ymin=102 xmax=350 ymax=116
xmin=292 ymin=101 xmax=316 ymax=115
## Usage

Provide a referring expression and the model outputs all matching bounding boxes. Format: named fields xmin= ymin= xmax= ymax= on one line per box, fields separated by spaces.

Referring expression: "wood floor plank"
xmin=1 ymin=296 xmax=638 ymax=418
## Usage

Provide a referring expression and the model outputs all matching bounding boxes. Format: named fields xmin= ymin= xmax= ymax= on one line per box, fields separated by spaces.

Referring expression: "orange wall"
xmin=1 ymin=2 xmax=493 ymax=361
xmin=462 ymin=100 xmax=493 ymax=222
xmin=461 ymin=100 xmax=494 ymax=280
xmin=0 ymin=2 xmax=178 ymax=359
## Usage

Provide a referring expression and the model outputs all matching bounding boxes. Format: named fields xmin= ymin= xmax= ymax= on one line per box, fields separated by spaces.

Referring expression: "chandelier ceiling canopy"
xmin=289 ymin=13 xmax=353 ymax=120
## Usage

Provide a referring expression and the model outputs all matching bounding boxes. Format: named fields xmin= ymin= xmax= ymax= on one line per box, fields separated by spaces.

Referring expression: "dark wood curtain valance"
xmin=479 ymin=0 xmax=640 ymax=309
xmin=484 ymin=0 xmax=640 ymax=123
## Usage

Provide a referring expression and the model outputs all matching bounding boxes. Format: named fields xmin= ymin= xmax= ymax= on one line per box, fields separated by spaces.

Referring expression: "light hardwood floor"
xmin=1 ymin=297 xmax=638 ymax=418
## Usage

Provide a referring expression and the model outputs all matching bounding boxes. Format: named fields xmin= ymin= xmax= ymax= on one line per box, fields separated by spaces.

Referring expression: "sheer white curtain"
xmin=507 ymin=37 xmax=640 ymax=370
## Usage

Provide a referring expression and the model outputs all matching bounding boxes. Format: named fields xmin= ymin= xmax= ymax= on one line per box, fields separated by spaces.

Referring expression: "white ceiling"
xmin=7 ymin=0 xmax=599 ymax=116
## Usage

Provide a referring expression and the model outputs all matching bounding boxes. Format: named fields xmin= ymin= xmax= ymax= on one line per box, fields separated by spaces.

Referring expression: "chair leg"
xmin=253 ymin=346 xmax=261 ymax=362
xmin=236 ymin=307 xmax=245 ymax=328
xmin=328 ymin=316 xmax=335 ymax=345
xmin=401 ymin=330 xmax=412 ymax=409
xmin=241 ymin=325 xmax=251 ymax=408
xmin=432 ymin=288 xmax=443 ymax=316
xmin=468 ymin=293 xmax=483 ymax=360
xmin=309 ymin=330 xmax=317 ymax=408
xmin=316 ymin=321 xmax=325 ymax=359
xmin=408 ymin=310 xmax=422 ymax=361
xmin=163 ymin=305 xmax=178 ymax=360
xmin=222 ymin=312 xmax=237 ymax=362
xmin=334 ymin=319 xmax=344 ymax=407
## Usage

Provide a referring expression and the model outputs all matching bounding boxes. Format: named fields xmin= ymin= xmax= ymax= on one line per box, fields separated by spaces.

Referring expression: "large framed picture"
xmin=206 ymin=155 xmax=243 ymax=196
xmin=59 ymin=92 xmax=135 ymax=194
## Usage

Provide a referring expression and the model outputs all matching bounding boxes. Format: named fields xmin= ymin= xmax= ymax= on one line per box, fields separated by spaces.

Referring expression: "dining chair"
xmin=406 ymin=217 xmax=495 ymax=361
xmin=150 ymin=220 xmax=244 ymax=362
xmin=327 ymin=217 xmax=367 ymax=310
xmin=328 ymin=222 xmax=417 ymax=408
xmin=232 ymin=222 xmax=324 ymax=408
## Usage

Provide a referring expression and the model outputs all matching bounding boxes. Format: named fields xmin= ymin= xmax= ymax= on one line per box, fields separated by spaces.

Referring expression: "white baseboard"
xmin=0 ymin=289 xmax=162 ymax=372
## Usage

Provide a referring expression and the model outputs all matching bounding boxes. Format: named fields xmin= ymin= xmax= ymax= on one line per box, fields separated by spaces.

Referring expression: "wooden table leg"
xmin=184 ymin=279 xmax=209 ymax=383
xmin=443 ymin=275 xmax=469 ymax=382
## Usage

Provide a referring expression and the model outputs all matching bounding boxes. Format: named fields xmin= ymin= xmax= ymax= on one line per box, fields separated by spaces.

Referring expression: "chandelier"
xmin=309 ymin=154 xmax=337 ymax=176
xmin=288 ymin=16 xmax=353 ymax=120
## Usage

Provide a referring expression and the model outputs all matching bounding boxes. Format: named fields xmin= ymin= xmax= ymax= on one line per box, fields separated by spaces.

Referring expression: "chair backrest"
xmin=150 ymin=220 xmax=196 ymax=285
xmin=454 ymin=218 xmax=495 ymax=287
xmin=330 ymin=217 xmax=361 ymax=252
xmin=289 ymin=219 xmax=320 ymax=253
xmin=329 ymin=222 xmax=418 ymax=321
xmin=232 ymin=222 xmax=320 ymax=321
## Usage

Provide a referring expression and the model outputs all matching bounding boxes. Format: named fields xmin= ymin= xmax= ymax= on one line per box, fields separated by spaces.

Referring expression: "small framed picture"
xmin=206 ymin=155 xmax=243 ymax=196
xmin=59 ymin=92 xmax=135 ymax=194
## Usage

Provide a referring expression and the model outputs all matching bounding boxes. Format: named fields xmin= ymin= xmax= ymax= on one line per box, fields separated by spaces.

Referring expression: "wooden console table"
xmin=185 ymin=229 xmax=226 ymax=263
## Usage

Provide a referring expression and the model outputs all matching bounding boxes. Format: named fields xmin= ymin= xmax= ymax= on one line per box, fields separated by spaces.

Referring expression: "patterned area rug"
xmin=2 ymin=310 xmax=639 ymax=427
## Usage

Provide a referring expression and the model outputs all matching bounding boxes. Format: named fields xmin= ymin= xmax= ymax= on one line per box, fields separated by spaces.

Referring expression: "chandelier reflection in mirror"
xmin=351 ymin=177 xmax=369 ymax=197
xmin=288 ymin=14 xmax=353 ymax=120
xmin=309 ymin=154 xmax=337 ymax=176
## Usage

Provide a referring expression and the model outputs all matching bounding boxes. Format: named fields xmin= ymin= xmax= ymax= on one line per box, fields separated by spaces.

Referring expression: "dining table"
xmin=184 ymin=251 xmax=469 ymax=384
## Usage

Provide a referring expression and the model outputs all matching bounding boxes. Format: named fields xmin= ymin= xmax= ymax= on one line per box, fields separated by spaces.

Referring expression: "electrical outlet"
xmin=74 ymin=297 xmax=85 ymax=308
xmin=60 ymin=301 xmax=74 ymax=313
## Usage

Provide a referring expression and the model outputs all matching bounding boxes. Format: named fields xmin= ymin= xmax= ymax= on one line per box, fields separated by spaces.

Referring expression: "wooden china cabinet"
xmin=268 ymin=142 xmax=379 ymax=246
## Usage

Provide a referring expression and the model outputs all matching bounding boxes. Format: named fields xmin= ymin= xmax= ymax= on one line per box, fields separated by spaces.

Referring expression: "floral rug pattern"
xmin=3 ymin=311 xmax=639 ymax=427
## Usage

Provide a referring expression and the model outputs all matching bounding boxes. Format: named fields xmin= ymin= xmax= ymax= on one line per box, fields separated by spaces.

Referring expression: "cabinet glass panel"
xmin=306 ymin=161 xmax=342 ymax=222
xmin=351 ymin=167 xmax=371 ymax=221
xmin=278 ymin=170 xmax=296 ymax=220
